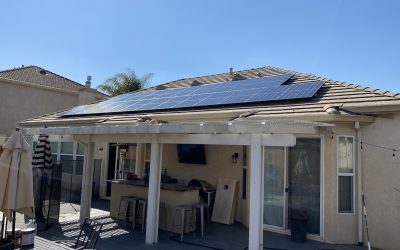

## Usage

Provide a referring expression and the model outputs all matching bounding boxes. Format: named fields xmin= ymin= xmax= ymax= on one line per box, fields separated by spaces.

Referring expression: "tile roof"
xmin=20 ymin=66 xmax=400 ymax=126
xmin=152 ymin=66 xmax=400 ymax=98
xmin=0 ymin=65 xmax=106 ymax=97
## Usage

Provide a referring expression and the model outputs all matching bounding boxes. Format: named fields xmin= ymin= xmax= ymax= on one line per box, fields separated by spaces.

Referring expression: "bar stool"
xmin=136 ymin=199 xmax=147 ymax=232
xmin=117 ymin=195 xmax=139 ymax=230
xmin=192 ymin=202 xmax=209 ymax=237
xmin=173 ymin=204 xmax=194 ymax=241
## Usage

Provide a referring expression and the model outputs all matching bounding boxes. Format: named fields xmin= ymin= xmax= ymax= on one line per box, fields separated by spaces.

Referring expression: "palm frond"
xmin=97 ymin=68 xmax=153 ymax=96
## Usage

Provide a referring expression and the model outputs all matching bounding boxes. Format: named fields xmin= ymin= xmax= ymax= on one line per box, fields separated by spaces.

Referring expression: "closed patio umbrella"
xmin=0 ymin=128 xmax=34 ymax=240
xmin=32 ymin=134 xmax=53 ymax=222
xmin=32 ymin=134 xmax=53 ymax=168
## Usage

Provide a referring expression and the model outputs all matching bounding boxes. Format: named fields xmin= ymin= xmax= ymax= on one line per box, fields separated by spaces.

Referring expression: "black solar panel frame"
xmin=62 ymin=74 xmax=323 ymax=117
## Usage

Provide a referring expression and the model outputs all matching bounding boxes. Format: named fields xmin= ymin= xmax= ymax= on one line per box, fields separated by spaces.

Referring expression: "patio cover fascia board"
xmin=25 ymin=120 xmax=334 ymax=138
xmin=71 ymin=133 xmax=296 ymax=147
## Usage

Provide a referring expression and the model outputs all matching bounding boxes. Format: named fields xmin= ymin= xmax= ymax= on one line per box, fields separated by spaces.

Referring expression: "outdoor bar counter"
xmin=109 ymin=180 xmax=199 ymax=232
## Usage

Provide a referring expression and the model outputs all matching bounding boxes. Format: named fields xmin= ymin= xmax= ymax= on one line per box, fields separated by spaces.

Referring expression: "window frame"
xmin=57 ymin=141 xmax=85 ymax=176
xmin=144 ymin=143 xmax=151 ymax=173
xmin=336 ymin=135 xmax=355 ymax=214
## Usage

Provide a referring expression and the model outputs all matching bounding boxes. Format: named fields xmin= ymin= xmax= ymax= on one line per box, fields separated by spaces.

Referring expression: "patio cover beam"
xmin=72 ymin=133 xmax=296 ymax=146
xmin=25 ymin=120 xmax=333 ymax=136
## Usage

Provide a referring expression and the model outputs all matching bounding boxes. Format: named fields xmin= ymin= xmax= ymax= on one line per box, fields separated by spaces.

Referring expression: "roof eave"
xmin=343 ymin=101 xmax=400 ymax=114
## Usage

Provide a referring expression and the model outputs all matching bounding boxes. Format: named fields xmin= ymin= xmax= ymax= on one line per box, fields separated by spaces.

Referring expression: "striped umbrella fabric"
xmin=32 ymin=134 xmax=53 ymax=168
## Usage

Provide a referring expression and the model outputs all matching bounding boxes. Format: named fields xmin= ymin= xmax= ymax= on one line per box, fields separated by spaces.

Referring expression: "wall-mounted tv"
xmin=177 ymin=144 xmax=206 ymax=165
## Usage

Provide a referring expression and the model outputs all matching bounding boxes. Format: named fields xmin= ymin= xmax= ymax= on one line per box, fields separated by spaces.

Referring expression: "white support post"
xmin=249 ymin=134 xmax=263 ymax=250
xmin=145 ymin=135 xmax=162 ymax=244
xmin=79 ymin=141 xmax=95 ymax=224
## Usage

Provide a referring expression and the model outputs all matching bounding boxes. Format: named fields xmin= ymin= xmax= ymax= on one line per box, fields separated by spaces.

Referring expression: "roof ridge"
xmin=263 ymin=66 xmax=400 ymax=98
xmin=32 ymin=66 xmax=85 ymax=88
xmin=149 ymin=66 xmax=276 ymax=90
xmin=0 ymin=65 xmax=108 ymax=97
xmin=0 ymin=65 xmax=85 ymax=88
xmin=0 ymin=65 xmax=85 ymax=87
xmin=0 ymin=65 xmax=36 ymax=74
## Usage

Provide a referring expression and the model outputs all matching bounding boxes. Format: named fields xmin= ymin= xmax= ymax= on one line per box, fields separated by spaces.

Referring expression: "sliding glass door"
xmin=263 ymin=147 xmax=285 ymax=228
xmin=263 ymin=138 xmax=321 ymax=236
xmin=288 ymin=138 xmax=321 ymax=235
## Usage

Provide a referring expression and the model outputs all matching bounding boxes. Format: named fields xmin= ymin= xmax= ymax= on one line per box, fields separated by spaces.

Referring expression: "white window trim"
xmin=336 ymin=135 xmax=355 ymax=214
xmin=144 ymin=143 xmax=151 ymax=169
xmin=58 ymin=141 xmax=85 ymax=176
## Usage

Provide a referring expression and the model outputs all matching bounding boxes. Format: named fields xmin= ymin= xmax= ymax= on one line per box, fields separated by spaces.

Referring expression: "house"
xmin=0 ymin=65 xmax=108 ymax=197
xmin=20 ymin=66 xmax=400 ymax=250
xmin=0 ymin=65 xmax=107 ymax=137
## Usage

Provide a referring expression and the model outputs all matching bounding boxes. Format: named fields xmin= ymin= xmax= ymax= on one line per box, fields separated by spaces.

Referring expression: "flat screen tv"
xmin=177 ymin=144 xmax=206 ymax=165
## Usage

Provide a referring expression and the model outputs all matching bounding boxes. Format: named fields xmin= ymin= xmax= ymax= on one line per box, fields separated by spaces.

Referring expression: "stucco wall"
xmin=0 ymin=80 xmax=78 ymax=136
xmin=322 ymin=125 xmax=358 ymax=244
xmin=95 ymin=119 xmax=399 ymax=248
xmin=161 ymin=144 xmax=245 ymax=223
xmin=129 ymin=133 xmax=362 ymax=241
xmin=361 ymin=114 xmax=400 ymax=250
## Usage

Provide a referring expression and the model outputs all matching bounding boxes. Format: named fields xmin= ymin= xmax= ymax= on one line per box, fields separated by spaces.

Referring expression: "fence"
xmin=57 ymin=159 xmax=102 ymax=204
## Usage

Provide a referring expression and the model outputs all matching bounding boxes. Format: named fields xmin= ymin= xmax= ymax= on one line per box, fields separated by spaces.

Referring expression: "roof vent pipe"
xmin=85 ymin=75 xmax=92 ymax=88
xmin=229 ymin=68 xmax=234 ymax=75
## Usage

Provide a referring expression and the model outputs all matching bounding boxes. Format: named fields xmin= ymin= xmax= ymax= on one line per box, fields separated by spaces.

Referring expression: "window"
xmin=75 ymin=144 xmax=85 ymax=175
xmin=31 ymin=138 xmax=85 ymax=175
xmin=50 ymin=141 xmax=59 ymax=163
xmin=123 ymin=144 xmax=137 ymax=177
xmin=57 ymin=141 xmax=85 ymax=175
xmin=337 ymin=136 xmax=354 ymax=213
xmin=144 ymin=143 xmax=151 ymax=174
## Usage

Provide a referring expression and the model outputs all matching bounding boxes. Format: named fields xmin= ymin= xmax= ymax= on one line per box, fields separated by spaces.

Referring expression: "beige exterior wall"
xmin=0 ymin=79 xmax=104 ymax=136
xmin=322 ymin=125 xmax=358 ymax=244
xmin=159 ymin=127 xmax=362 ymax=244
xmin=161 ymin=144 xmax=245 ymax=223
xmin=361 ymin=114 xmax=400 ymax=250
xmin=97 ymin=118 xmax=399 ymax=249
xmin=320 ymin=119 xmax=400 ymax=250
xmin=78 ymin=88 xmax=98 ymax=105
xmin=0 ymin=80 xmax=78 ymax=136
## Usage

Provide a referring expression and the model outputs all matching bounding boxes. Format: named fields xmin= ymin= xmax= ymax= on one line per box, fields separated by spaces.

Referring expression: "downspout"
xmin=355 ymin=121 xmax=363 ymax=245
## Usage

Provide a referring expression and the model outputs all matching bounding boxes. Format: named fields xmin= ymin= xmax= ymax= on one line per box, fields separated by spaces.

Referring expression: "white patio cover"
xmin=0 ymin=130 xmax=34 ymax=218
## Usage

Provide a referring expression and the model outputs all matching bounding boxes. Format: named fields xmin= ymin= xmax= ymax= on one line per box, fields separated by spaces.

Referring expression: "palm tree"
xmin=98 ymin=68 xmax=153 ymax=97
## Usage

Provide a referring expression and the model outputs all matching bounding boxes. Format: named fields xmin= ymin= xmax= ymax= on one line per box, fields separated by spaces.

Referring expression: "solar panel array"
xmin=63 ymin=74 xmax=324 ymax=117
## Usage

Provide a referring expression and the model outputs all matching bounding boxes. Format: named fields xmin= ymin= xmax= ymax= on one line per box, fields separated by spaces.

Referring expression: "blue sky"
xmin=1 ymin=0 xmax=399 ymax=91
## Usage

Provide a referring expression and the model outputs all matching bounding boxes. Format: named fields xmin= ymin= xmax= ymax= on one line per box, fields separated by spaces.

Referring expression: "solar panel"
xmin=63 ymin=74 xmax=323 ymax=117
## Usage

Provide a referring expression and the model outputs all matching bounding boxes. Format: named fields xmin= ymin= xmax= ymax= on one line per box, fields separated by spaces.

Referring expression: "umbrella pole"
xmin=4 ymin=219 xmax=7 ymax=239
xmin=11 ymin=211 xmax=16 ymax=241
xmin=12 ymin=148 xmax=22 ymax=242
xmin=0 ymin=214 xmax=4 ymax=239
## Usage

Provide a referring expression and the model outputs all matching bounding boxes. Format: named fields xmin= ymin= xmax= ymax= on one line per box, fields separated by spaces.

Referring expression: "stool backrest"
xmin=74 ymin=218 xmax=103 ymax=249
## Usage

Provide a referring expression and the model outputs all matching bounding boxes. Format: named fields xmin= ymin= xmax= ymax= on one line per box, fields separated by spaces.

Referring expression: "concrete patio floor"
xmin=32 ymin=199 xmax=371 ymax=250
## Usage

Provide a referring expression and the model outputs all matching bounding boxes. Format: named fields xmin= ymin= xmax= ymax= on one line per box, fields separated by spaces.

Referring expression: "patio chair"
xmin=56 ymin=218 xmax=103 ymax=249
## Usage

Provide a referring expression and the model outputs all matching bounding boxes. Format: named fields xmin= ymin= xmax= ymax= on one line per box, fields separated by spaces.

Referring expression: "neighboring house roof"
xmin=0 ymin=65 xmax=107 ymax=97
xmin=20 ymin=66 xmax=400 ymax=127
